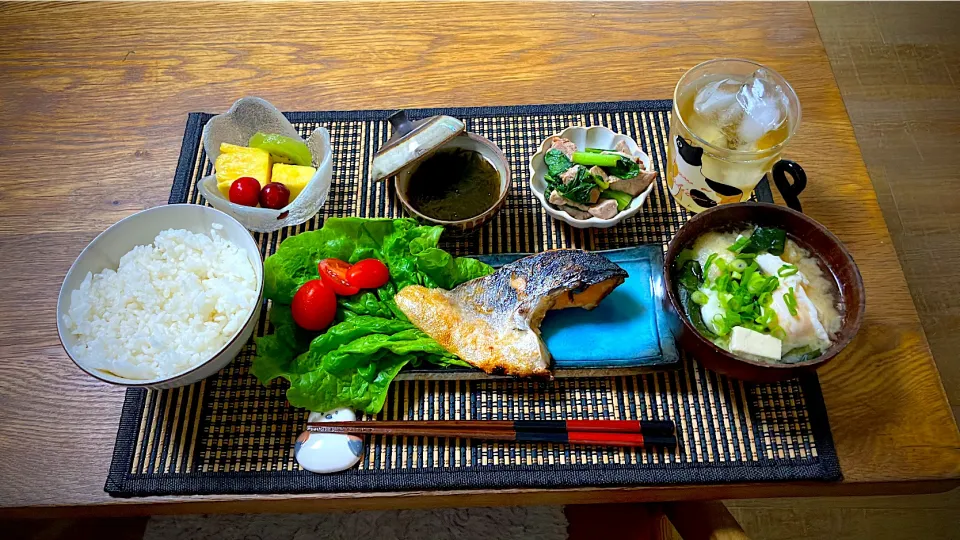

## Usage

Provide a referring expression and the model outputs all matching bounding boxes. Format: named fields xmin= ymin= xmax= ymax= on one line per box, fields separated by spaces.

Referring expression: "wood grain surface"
xmin=0 ymin=1 xmax=957 ymax=516
xmin=814 ymin=1 xmax=960 ymax=415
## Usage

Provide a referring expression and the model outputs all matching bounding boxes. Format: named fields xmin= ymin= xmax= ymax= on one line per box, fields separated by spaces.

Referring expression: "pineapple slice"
xmin=271 ymin=163 xmax=317 ymax=202
xmin=215 ymin=143 xmax=271 ymax=197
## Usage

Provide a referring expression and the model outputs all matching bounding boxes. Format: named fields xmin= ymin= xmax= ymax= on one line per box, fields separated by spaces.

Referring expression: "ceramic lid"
xmin=370 ymin=110 xmax=465 ymax=181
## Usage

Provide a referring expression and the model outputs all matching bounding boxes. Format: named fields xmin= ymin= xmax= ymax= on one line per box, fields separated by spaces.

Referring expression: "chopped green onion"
xmin=731 ymin=271 xmax=742 ymax=280
xmin=740 ymin=263 xmax=757 ymax=289
xmin=758 ymin=292 xmax=773 ymax=306
xmin=728 ymin=237 xmax=751 ymax=253
xmin=778 ymin=264 xmax=798 ymax=277
xmin=728 ymin=297 xmax=742 ymax=311
xmin=703 ymin=253 xmax=718 ymax=276
xmin=763 ymin=276 xmax=780 ymax=294
xmin=731 ymin=259 xmax=748 ymax=272
xmin=691 ymin=290 xmax=709 ymax=305
xmin=746 ymin=273 xmax=768 ymax=294
xmin=784 ymin=287 xmax=799 ymax=316
xmin=737 ymin=252 xmax=758 ymax=259
xmin=763 ymin=306 xmax=778 ymax=326
xmin=714 ymin=258 xmax=728 ymax=272
xmin=712 ymin=314 xmax=729 ymax=335
xmin=743 ymin=322 xmax=765 ymax=333
xmin=715 ymin=274 xmax=731 ymax=292
xmin=771 ymin=327 xmax=787 ymax=340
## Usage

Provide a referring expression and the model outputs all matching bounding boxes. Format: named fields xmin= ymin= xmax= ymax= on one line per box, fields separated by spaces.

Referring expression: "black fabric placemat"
xmin=105 ymin=100 xmax=840 ymax=497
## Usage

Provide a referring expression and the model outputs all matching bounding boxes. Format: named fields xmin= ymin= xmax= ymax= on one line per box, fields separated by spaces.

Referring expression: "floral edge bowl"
xmin=528 ymin=125 xmax=655 ymax=229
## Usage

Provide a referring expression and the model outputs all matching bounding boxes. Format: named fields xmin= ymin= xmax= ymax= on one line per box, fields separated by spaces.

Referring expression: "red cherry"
xmin=259 ymin=182 xmax=291 ymax=210
xmin=229 ymin=177 xmax=261 ymax=207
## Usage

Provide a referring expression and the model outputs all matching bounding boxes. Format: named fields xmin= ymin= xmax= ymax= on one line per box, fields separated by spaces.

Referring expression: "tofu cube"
xmin=271 ymin=163 xmax=317 ymax=202
xmin=215 ymin=143 xmax=272 ymax=197
xmin=729 ymin=326 xmax=782 ymax=361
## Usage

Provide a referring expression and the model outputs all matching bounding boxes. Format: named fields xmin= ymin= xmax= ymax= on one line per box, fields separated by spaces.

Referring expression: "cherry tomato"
xmin=290 ymin=279 xmax=336 ymax=331
xmin=229 ymin=177 xmax=261 ymax=207
xmin=346 ymin=259 xmax=390 ymax=289
xmin=259 ymin=182 xmax=290 ymax=210
xmin=318 ymin=258 xmax=360 ymax=296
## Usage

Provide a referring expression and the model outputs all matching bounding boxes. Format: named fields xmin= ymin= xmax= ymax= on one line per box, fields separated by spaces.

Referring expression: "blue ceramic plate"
xmin=398 ymin=246 xmax=680 ymax=379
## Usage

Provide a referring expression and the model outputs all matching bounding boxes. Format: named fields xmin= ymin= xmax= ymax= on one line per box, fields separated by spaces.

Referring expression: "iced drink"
xmin=668 ymin=59 xmax=801 ymax=212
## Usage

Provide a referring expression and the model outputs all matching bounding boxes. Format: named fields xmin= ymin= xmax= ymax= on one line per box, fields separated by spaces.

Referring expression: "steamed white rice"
xmin=63 ymin=226 xmax=258 ymax=380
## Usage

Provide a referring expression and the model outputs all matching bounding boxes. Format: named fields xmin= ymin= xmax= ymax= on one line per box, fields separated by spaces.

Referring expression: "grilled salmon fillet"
xmin=394 ymin=250 xmax=627 ymax=377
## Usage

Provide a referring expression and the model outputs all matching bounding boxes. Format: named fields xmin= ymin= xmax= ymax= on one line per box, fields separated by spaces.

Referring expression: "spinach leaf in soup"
xmin=676 ymin=259 xmax=704 ymax=291
xmin=675 ymin=259 xmax=716 ymax=339
xmin=678 ymin=287 xmax=717 ymax=340
xmin=741 ymin=227 xmax=787 ymax=256
xmin=544 ymin=149 xmax=574 ymax=177
xmin=782 ymin=345 xmax=823 ymax=364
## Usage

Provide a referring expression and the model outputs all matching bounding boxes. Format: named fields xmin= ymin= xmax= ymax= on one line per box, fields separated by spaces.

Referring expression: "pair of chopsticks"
xmin=306 ymin=419 xmax=677 ymax=448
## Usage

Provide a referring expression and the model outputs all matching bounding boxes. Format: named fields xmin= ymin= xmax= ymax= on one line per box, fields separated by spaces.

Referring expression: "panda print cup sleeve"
xmin=667 ymin=59 xmax=803 ymax=213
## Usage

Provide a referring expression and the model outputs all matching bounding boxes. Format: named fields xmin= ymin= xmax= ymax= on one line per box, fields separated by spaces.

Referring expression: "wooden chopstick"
xmin=305 ymin=421 xmax=677 ymax=448
xmin=306 ymin=419 xmax=675 ymax=435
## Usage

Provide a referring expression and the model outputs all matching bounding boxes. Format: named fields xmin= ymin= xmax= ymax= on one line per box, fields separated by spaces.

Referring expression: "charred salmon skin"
xmin=394 ymin=250 xmax=627 ymax=377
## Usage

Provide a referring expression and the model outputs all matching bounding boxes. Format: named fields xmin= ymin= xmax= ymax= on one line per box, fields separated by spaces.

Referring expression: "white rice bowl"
xmin=62 ymin=226 xmax=258 ymax=380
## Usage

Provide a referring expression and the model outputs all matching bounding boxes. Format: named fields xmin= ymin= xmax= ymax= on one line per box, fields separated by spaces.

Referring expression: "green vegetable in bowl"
xmin=252 ymin=218 xmax=493 ymax=413
xmin=544 ymin=149 xmax=573 ymax=177
xmin=571 ymin=151 xmax=621 ymax=168
xmin=542 ymin=139 xmax=654 ymax=220
xmin=599 ymin=189 xmax=633 ymax=211
xmin=545 ymin=165 xmax=598 ymax=204
xmin=571 ymin=151 xmax=641 ymax=180
xmin=604 ymin=156 xmax=641 ymax=179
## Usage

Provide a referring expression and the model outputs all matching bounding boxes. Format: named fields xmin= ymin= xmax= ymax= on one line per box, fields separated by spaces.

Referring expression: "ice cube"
xmin=694 ymin=79 xmax=743 ymax=131
xmin=694 ymin=78 xmax=740 ymax=117
xmin=737 ymin=96 xmax=782 ymax=149
xmin=734 ymin=69 xmax=788 ymax=149
xmin=685 ymin=112 xmax=728 ymax=148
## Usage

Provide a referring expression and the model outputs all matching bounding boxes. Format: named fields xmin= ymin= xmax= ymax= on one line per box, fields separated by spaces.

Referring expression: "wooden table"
xmin=1 ymin=1 xmax=957 ymax=518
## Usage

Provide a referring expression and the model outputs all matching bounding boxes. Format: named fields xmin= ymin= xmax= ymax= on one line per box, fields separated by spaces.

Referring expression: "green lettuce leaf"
xmin=252 ymin=218 xmax=492 ymax=414
xmin=285 ymin=353 xmax=413 ymax=413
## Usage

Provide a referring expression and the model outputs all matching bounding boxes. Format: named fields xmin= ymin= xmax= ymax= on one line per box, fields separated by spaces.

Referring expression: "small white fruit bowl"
xmin=529 ymin=125 xmax=656 ymax=229
xmin=56 ymin=205 xmax=264 ymax=390
xmin=198 ymin=97 xmax=333 ymax=233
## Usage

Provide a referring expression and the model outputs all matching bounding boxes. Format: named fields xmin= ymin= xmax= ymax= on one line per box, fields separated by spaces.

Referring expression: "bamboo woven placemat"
xmin=105 ymin=100 xmax=840 ymax=497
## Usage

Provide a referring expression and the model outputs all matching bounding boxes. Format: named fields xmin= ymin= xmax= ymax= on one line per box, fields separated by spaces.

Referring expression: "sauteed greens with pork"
xmin=542 ymin=137 xmax=658 ymax=220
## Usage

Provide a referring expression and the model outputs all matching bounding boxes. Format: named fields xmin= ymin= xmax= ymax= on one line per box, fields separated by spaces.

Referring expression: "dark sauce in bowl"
xmin=406 ymin=148 xmax=501 ymax=221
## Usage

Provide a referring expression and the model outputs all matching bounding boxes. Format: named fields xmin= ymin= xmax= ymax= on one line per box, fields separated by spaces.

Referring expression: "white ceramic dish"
xmin=198 ymin=97 xmax=333 ymax=233
xmin=56 ymin=205 xmax=264 ymax=390
xmin=529 ymin=126 xmax=656 ymax=229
